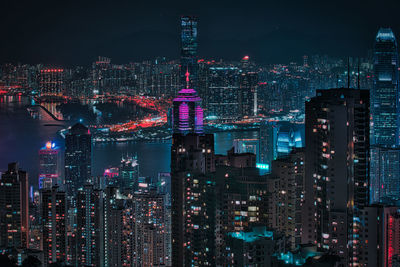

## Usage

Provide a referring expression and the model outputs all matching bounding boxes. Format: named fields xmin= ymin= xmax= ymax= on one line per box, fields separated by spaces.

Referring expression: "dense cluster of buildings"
xmin=0 ymin=16 xmax=373 ymax=123
xmin=1 ymin=14 xmax=400 ymax=267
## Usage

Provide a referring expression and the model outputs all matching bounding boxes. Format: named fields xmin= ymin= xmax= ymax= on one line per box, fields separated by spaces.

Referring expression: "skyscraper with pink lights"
xmin=172 ymin=70 xmax=203 ymax=134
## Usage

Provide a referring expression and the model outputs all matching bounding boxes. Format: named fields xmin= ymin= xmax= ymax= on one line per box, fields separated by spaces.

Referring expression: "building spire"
xmin=185 ymin=68 xmax=190 ymax=89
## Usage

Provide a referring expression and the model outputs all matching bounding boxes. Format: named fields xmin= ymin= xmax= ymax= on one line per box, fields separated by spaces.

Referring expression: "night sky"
xmin=1 ymin=0 xmax=399 ymax=65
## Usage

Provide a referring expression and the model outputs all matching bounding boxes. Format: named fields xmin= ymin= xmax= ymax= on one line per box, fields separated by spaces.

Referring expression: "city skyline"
xmin=1 ymin=0 xmax=400 ymax=65
xmin=2 ymin=4 xmax=400 ymax=266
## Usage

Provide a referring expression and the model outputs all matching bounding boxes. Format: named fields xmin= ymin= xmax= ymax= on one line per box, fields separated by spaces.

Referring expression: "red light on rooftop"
xmin=243 ymin=55 xmax=249 ymax=60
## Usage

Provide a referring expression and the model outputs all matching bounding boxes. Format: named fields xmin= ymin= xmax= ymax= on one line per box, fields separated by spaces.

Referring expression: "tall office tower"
xmin=214 ymin=159 xmax=270 ymax=265
xmin=239 ymin=71 xmax=258 ymax=118
xmin=272 ymin=148 xmax=305 ymax=250
xmin=180 ymin=16 xmax=198 ymax=89
xmin=65 ymin=123 xmax=92 ymax=197
xmin=41 ymin=186 xmax=66 ymax=266
xmin=356 ymin=205 xmax=400 ymax=266
xmin=39 ymin=68 xmax=65 ymax=97
xmin=76 ymin=184 xmax=103 ymax=267
xmin=371 ymin=28 xmax=399 ymax=146
xmin=133 ymin=188 xmax=166 ymax=266
xmin=119 ymin=155 xmax=139 ymax=193
xmin=120 ymin=199 xmax=135 ymax=267
xmin=172 ymin=72 xmax=203 ymax=134
xmin=370 ymin=28 xmax=400 ymax=204
xmin=207 ymin=66 xmax=240 ymax=121
xmin=157 ymin=172 xmax=172 ymax=266
xmin=0 ymin=163 xmax=29 ymax=249
xmin=304 ymin=89 xmax=370 ymax=264
xmin=171 ymin=133 xmax=216 ymax=266
xmin=39 ymin=141 xmax=61 ymax=189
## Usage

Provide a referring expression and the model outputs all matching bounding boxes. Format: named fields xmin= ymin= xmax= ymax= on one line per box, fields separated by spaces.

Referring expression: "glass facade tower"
xmin=371 ymin=28 xmax=399 ymax=146
xmin=180 ymin=16 xmax=198 ymax=89
xmin=370 ymin=28 xmax=400 ymax=204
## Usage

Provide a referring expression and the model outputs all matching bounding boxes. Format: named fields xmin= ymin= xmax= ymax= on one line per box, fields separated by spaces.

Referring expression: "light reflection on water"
xmin=0 ymin=95 xmax=258 ymax=188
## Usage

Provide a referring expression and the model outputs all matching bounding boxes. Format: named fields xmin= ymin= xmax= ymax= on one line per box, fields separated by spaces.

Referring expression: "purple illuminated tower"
xmin=173 ymin=70 xmax=203 ymax=134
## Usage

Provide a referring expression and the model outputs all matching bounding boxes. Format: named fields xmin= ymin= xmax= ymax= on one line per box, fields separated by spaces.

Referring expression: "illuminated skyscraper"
xmin=370 ymin=28 xmax=400 ymax=205
xmin=304 ymin=89 xmax=370 ymax=265
xmin=371 ymin=28 xmax=399 ymax=146
xmin=41 ymin=186 xmax=66 ymax=266
xmin=39 ymin=141 xmax=61 ymax=189
xmin=0 ymin=163 xmax=29 ymax=249
xmin=180 ymin=16 xmax=198 ymax=89
xmin=172 ymin=70 xmax=203 ymax=134
xmin=65 ymin=123 xmax=92 ymax=196
xmin=133 ymin=188 xmax=166 ymax=266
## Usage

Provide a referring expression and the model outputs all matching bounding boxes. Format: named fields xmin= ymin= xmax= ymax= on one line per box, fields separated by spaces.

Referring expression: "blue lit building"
xmin=371 ymin=28 xmax=399 ymax=146
xmin=370 ymin=28 xmax=400 ymax=204
xmin=259 ymin=121 xmax=304 ymax=171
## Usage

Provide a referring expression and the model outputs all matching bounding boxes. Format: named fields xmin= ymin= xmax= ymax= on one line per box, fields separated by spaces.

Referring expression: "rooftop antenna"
xmin=357 ymin=58 xmax=360 ymax=89
xmin=347 ymin=57 xmax=350 ymax=88
xmin=185 ymin=67 xmax=190 ymax=89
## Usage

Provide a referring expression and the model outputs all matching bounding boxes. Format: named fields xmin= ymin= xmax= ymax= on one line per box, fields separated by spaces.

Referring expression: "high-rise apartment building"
xmin=171 ymin=133 xmax=216 ymax=266
xmin=104 ymin=186 xmax=123 ymax=267
xmin=303 ymin=88 xmax=370 ymax=265
xmin=41 ymin=186 xmax=66 ymax=266
xmin=76 ymin=184 xmax=103 ymax=266
xmin=0 ymin=163 xmax=29 ymax=249
xmin=272 ymin=148 xmax=305 ymax=250
xmin=133 ymin=188 xmax=166 ymax=266
xmin=214 ymin=159 xmax=270 ymax=264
